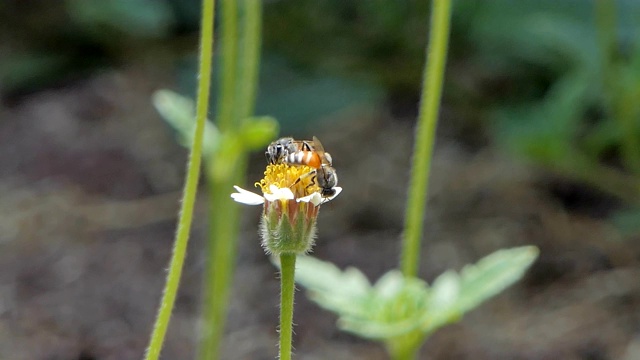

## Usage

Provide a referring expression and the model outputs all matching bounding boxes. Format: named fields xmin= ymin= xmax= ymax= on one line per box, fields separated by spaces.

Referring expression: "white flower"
xmin=230 ymin=186 xmax=266 ymax=205
xmin=231 ymin=185 xmax=342 ymax=206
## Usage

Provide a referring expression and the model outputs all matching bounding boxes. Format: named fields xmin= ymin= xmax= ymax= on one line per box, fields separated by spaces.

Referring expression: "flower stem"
xmin=400 ymin=0 xmax=452 ymax=278
xmin=216 ymin=0 xmax=238 ymax=133
xmin=279 ymin=253 xmax=297 ymax=360
xmin=144 ymin=0 xmax=215 ymax=359
xmin=197 ymin=0 xmax=262 ymax=359
xmin=197 ymin=173 xmax=243 ymax=360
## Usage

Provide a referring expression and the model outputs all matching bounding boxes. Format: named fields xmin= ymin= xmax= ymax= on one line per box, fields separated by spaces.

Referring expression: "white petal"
xmin=297 ymin=187 xmax=343 ymax=206
xmin=264 ymin=185 xmax=294 ymax=201
xmin=319 ymin=186 xmax=343 ymax=205
xmin=297 ymin=192 xmax=323 ymax=206
xmin=326 ymin=186 xmax=343 ymax=201
xmin=230 ymin=186 xmax=265 ymax=205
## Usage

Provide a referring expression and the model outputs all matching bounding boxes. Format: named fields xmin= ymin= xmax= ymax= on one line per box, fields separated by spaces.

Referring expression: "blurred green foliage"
xmin=3 ymin=0 xmax=640 ymax=213
xmin=263 ymin=0 xmax=430 ymax=96
xmin=66 ymin=0 xmax=176 ymax=39
xmin=462 ymin=0 xmax=640 ymax=204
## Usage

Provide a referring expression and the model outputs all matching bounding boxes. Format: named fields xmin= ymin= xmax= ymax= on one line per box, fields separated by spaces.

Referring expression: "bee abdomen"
xmin=286 ymin=151 xmax=320 ymax=168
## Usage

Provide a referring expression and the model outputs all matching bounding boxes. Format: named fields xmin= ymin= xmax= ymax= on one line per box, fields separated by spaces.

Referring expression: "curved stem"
xmin=144 ymin=0 xmax=215 ymax=359
xmin=401 ymin=0 xmax=452 ymax=278
xmin=279 ymin=254 xmax=297 ymax=360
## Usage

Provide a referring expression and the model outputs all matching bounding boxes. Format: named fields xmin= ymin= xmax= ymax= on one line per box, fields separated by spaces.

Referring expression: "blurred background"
xmin=2 ymin=0 xmax=640 ymax=359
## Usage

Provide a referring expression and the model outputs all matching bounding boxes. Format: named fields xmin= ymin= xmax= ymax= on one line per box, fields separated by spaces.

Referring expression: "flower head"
xmin=231 ymin=163 xmax=341 ymax=255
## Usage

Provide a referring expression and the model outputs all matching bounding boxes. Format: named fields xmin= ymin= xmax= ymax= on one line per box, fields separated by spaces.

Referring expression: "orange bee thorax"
xmin=286 ymin=151 xmax=322 ymax=168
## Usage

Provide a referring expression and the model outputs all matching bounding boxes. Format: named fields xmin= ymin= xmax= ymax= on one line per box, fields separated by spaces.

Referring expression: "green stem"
xmin=197 ymin=168 xmax=244 ymax=360
xmin=387 ymin=332 xmax=426 ymax=360
xmin=197 ymin=0 xmax=262 ymax=359
xmin=279 ymin=254 xmax=297 ymax=360
xmin=400 ymin=0 xmax=452 ymax=278
xmin=144 ymin=0 xmax=215 ymax=359
xmin=391 ymin=349 xmax=418 ymax=360
xmin=217 ymin=0 xmax=239 ymax=133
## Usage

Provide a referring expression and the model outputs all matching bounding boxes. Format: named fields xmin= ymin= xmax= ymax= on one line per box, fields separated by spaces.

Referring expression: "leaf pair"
xmin=293 ymin=246 xmax=539 ymax=357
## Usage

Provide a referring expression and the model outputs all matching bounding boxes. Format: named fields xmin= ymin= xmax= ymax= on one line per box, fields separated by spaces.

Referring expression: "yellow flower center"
xmin=255 ymin=163 xmax=319 ymax=198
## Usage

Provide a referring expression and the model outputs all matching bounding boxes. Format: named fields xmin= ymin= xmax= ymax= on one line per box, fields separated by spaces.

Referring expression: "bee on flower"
xmin=231 ymin=136 xmax=342 ymax=255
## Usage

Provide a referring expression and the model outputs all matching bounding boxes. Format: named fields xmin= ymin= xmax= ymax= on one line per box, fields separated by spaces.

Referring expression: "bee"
xmin=265 ymin=136 xmax=339 ymax=199
xmin=288 ymin=136 xmax=338 ymax=199
xmin=265 ymin=137 xmax=314 ymax=165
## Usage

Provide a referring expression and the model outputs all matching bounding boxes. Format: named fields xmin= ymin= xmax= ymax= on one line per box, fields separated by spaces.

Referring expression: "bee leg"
xmin=305 ymin=175 xmax=318 ymax=191
xmin=290 ymin=170 xmax=317 ymax=189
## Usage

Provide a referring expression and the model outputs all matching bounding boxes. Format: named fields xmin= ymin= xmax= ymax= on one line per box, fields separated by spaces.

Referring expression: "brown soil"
xmin=1 ymin=69 xmax=639 ymax=360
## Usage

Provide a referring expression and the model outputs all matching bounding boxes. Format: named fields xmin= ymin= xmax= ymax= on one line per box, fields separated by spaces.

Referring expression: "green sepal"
xmin=260 ymin=203 xmax=317 ymax=255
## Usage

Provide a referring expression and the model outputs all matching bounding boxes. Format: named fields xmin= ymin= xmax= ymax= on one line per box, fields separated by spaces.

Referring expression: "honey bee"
xmin=265 ymin=136 xmax=339 ymax=199
xmin=304 ymin=136 xmax=338 ymax=198
xmin=289 ymin=136 xmax=338 ymax=199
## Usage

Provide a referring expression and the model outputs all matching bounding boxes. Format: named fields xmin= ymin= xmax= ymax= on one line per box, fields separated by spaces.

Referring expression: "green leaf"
xmin=152 ymin=89 xmax=220 ymax=157
xmin=239 ymin=116 xmax=280 ymax=151
xmin=292 ymin=247 xmax=538 ymax=354
xmin=208 ymin=132 xmax=243 ymax=181
xmin=292 ymin=256 xmax=372 ymax=318
xmin=454 ymin=246 xmax=539 ymax=314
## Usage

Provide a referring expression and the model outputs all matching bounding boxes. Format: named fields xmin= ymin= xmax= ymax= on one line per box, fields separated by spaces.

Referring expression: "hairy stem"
xmin=144 ymin=0 xmax=215 ymax=359
xmin=279 ymin=254 xmax=297 ymax=360
xmin=401 ymin=0 xmax=452 ymax=278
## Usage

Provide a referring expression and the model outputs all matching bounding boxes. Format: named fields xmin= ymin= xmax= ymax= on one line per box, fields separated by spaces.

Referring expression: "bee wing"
xmin=312 ymin=136 xmax=332 ymax=166
xmin=311 ymin=136 xmax=325 ymax=153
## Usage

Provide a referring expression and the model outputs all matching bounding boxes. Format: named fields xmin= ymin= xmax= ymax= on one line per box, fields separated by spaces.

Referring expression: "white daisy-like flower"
xmin=230 ymin=162 xmax=342 ymax=255
xmin=231 ymin=184 xmax=342 ymax=206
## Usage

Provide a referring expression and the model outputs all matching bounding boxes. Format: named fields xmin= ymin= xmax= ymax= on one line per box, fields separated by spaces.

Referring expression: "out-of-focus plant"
xmin=262 ymin=0 xmax=430 ymax=96
xmin=0 ymin=0 xmax=180 ymax=94
xmin=144 ymin=0 xmax=216 ymax=359
xmin=149 ymin=0 xmax=277 ymax=359
xmin=291 ymin=1 xmax=539 ymax=359
xmin=149 ymin=0 xmax=541 ymax=358
xmin=464 ymin=1 xmax=640 ymax=206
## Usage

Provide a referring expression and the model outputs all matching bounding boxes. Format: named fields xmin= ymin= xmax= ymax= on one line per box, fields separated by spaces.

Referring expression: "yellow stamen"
xmin=255 ymin=163 xmax=319 ymax=198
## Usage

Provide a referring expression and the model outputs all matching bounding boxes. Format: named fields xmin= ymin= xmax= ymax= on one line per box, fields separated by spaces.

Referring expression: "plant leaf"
xmin=294 ymin=255 xmax=371 ymax=318
xmin=152 ymin=89 xmax=220 ymax=157
xmin=455 ymin=246 xmax=539 ymax=314
xmin=239 ymin=116 xmax=280 ymax=151
xmin=292 ymin=247 xmax=539 ymax=345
